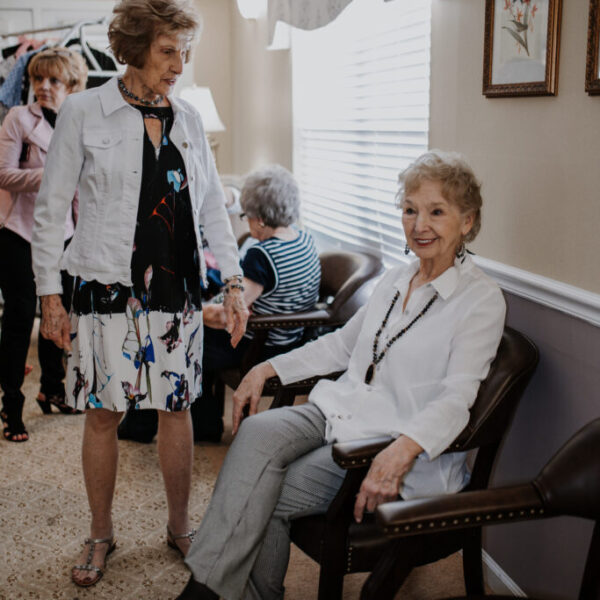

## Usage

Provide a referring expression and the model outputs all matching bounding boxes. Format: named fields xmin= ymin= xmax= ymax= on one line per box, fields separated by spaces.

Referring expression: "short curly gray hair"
xmin=241 ymin=165 xmax=300 ymax=228
xmin=397 ymin=149 xmax=483 ymax=243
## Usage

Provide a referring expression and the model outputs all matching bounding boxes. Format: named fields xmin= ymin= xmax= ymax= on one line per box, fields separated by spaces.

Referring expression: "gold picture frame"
xmin=586 ymin=0 xmax=600 ymax=95
xmin=483 ymin=0 xmax=562 ymax=97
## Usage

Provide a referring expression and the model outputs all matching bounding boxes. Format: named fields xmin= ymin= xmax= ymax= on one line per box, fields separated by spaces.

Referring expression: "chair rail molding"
xmin=474 ymin=256 xmax=600 ymax=327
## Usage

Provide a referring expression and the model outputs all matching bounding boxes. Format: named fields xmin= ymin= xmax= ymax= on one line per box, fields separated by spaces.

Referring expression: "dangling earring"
xmin=404 ymin=243 xmax=410 ymax=256
xmin=456 ymin=242 xmax=466 ymax=260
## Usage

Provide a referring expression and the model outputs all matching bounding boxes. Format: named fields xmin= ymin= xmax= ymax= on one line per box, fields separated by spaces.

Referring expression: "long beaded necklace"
xmin=118 ymin=78 xmax=164 ymax=106
xmin=364 ymin=290 xmax=438 ymax=385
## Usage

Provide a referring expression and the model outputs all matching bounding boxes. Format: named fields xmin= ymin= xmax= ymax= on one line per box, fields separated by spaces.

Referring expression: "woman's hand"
xmin=223 ymin=285 xmax=249 ymax=347
xmin=40 ymin=294 xmax=71 ymax=351
xmin=353 ymin=435 xmax=423 ymax=523
xmin=231 ymin=361 xmax=276 ymax=435
xmin=202 ymin=304 xmax=227 ymax=329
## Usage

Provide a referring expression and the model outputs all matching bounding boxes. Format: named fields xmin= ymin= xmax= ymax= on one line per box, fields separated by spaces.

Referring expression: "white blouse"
xmin=269 ymin=254 xmax=506 ymax=499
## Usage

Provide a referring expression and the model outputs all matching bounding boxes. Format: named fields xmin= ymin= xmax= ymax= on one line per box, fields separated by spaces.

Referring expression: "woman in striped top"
xmin=196 ymin=165 xmax=321 ymax=440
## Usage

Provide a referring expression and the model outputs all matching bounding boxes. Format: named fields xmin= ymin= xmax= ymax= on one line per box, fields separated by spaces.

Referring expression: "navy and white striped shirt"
xmin=243 ymin=230 xmax=321 ymax=346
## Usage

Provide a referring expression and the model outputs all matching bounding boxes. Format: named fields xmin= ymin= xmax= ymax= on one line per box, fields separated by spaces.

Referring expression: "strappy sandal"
xmin=167 ymin=525 xmax=196 ymax=558
xmin=71 ymin=536 xmax=116 ymax=587
xmin=36 ymin=392 xmax=83 ymax=415
xmin=1 ymin=402 xmax=29 ymax=443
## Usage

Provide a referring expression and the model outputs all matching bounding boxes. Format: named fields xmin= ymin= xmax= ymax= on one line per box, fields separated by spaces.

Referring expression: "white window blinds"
xmin=291 ymin=0 xmax=431 ymax=266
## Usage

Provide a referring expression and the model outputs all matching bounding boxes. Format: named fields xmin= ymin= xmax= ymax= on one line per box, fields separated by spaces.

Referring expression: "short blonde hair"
xmin=397 ymin=149 xmax=483 ymax=243
xmin=108 ymin=0 xmax=201 ymax=69
xmin=28 ymin=47 xmax=88 ymax=93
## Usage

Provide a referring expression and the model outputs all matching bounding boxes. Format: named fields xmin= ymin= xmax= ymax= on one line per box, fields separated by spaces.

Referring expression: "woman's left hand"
xmin=223 ymin=286 xmax=249 ymax=347
xmin=353 ymin=435 xmax=423 ymax=523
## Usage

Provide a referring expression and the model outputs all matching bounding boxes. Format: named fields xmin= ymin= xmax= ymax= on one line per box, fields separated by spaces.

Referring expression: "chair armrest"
xmin=375 ymin=483 xmax=543 ymax=538
xmin=332 ymin=436 xmax=395 ymax=469
xmin=264 ymin=371 xmax=344 ymax=393
xmin=248 ymin=309 xmax=333 ymax=330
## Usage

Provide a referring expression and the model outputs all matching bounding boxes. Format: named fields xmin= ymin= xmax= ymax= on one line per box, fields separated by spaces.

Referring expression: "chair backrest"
xmin=318 ymin=251 xmax=384 ymax=325
xmin=534 ymin=418 xmax=600 ymax=521
xmin=447 ymin=326 xmax=539 ymax=454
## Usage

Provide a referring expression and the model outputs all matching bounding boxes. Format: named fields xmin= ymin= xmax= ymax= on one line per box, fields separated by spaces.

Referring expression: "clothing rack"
xmin=1 ymin=17 xmax=119 ymax=79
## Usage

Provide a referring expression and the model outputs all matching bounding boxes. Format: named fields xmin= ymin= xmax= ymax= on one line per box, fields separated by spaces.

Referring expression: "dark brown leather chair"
xmin=280 ymin=326 xmax=538 ymax=600
xmin=374 ymin=418 xmax=600 ymax=600
xmin=215 ymin=250 xmax=384 ymax=409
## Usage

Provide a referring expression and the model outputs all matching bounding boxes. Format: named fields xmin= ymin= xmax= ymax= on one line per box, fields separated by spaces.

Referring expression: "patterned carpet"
xmin=0 ymin=322 xmax=467 ymax=599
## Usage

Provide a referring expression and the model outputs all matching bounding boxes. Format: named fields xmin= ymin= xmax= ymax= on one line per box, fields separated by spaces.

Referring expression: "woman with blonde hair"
xmin=0 ymin=47 xmax=87 ymax=443
xmin=31 ymin=0 xmax=248 ymax=587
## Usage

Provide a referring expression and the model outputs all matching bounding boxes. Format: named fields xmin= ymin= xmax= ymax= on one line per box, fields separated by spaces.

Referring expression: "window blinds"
xmin=291 ymin=0 xmax=431 ymax=266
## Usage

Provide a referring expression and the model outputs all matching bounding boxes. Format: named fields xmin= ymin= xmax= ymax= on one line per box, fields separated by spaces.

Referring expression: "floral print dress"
xmin=66 ymin=104 xmax=203 ymax=412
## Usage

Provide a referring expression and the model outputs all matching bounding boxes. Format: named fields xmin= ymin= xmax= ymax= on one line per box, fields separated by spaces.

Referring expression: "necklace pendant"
xmin=364 ymin=363 xmax=375 ymax=385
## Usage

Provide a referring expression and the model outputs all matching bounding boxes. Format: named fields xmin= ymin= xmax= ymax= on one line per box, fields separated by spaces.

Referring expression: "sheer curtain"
xmin=267 ymin=0 xmax=397 ymax=43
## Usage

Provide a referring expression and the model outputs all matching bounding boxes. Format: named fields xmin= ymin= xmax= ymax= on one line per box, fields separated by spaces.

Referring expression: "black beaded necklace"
xmin=364 ymin=290 xmax=438 ymax=385
xmin=118 ymin=78 xmax=164 ymax=106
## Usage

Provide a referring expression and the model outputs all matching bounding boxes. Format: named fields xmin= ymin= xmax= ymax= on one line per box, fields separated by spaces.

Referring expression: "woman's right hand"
xmin=40 ymin=294 xmax=71 ymax=351
xmin=231 ymin=361 xmax=276 ymax=435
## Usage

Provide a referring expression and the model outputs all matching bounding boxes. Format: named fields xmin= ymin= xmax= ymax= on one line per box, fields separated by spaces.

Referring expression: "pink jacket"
xmin=0 ymin=102 xmax=75 ymax=243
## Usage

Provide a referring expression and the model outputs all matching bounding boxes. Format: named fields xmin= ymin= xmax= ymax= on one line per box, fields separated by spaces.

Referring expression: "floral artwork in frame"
xmin=586 ymin=0 xmax=600 ymax=95
xmin=483 ymin=0 xmax=562 ymax=97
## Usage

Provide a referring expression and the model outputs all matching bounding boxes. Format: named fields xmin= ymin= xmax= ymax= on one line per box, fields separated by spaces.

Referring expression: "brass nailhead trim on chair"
xmin=383 ymin=506 xmax=544 ymax=537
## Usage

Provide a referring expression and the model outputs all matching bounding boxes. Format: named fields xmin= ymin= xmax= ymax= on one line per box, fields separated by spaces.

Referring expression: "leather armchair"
xmin=284 ymin=326 xmax=539 ymax=600
xmin=216 ymin=250 xmax=384 ymax=409
xmin=374 ymin=418 xmax=600 ymax=600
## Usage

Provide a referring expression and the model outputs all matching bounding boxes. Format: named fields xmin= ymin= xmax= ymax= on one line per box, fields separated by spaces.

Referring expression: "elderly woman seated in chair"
xmin=176 ymin=150 xmax=507 ymax=600
xmin=197 ymin=164 xmax=321 ymax=440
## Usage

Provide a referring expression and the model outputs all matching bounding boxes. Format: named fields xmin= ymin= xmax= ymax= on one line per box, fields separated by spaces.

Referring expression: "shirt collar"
xmin=393 ymin=254 xmax=473 ymax=301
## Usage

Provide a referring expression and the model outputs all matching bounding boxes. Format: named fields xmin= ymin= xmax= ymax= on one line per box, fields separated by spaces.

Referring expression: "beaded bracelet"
xmin=224 ymin=282 xmax=245 ymax=294
xmin=223 ymin=274 xmax=243 ymax=285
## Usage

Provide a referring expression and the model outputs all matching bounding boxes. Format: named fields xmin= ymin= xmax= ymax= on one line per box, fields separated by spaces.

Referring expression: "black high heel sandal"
xmin=36 ymin=392 xmax=82 ymax=415
xmin=1 ymin=401 xmax=29 ymax=442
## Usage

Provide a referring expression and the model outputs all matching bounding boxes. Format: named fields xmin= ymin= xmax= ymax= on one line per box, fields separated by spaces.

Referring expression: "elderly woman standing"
xmin=31 ymin=0 xmax=248 ymax=587
xmin=177 ymin=150 xmax=506 ymax=600
xmin=0 ymin=48 xmax=87 ymax=443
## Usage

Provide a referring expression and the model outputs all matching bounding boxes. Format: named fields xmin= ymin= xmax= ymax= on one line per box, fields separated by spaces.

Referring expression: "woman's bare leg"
xmin=157 ymin=409 xmax=194 ymax=555
xmin=72 ymin=408 xmax=122 ymax=585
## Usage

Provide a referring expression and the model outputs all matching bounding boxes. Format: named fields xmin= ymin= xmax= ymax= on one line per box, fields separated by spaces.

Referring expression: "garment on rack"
xmin=0 ymin=55 xmax=18 ymax=86
xmin=0 ymin=49 xmax=39 ymax=109
xmin=65 ymin=39 xmax=118 ymax=88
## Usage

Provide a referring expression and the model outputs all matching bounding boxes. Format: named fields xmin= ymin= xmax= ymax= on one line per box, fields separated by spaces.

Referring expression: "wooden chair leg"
xmin=579 ymin=521 xmax=600 ymax=598
xmin=359 ymin=540 xmax=412 ymax=600
xmin=214 ymin=378 xmax=226 ymax=417
xmin=462 ymin=528 xmax=485 ymax=595
xmin=317 ymin=560 xmax=346 ymax=600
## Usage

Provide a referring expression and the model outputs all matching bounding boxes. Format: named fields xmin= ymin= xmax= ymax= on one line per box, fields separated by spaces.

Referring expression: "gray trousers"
xmin=185 ymin=403 xmax=346 ymax=600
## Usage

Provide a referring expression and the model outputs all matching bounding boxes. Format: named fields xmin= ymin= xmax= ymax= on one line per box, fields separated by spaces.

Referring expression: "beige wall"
xmin=192 ymin=0 xmax=234 ymax=173
xmin=430 ymin=0 xmax=600 ymax=294
xmin=191 ymin=1 xmax=292 ymax=176
xmin=230 ymin=5 xmax=293 ymax=175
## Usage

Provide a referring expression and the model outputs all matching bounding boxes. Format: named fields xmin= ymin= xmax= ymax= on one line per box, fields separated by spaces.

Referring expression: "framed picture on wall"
xmin=586 ymin=0 xmax=600 ymax=94
xmin=483 ymin=0 xmax=562 ymax=97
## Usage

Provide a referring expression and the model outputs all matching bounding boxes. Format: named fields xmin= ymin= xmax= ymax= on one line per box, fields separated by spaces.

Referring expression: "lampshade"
xmin=236 ymin=0 xmax=266 ymax=19
xmin=179 ymin=85 xmax=225 ymax=133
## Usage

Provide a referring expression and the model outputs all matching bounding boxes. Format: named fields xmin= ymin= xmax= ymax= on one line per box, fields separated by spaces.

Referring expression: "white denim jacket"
xmin=32 ymin=77 xmax=241 ymax=296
